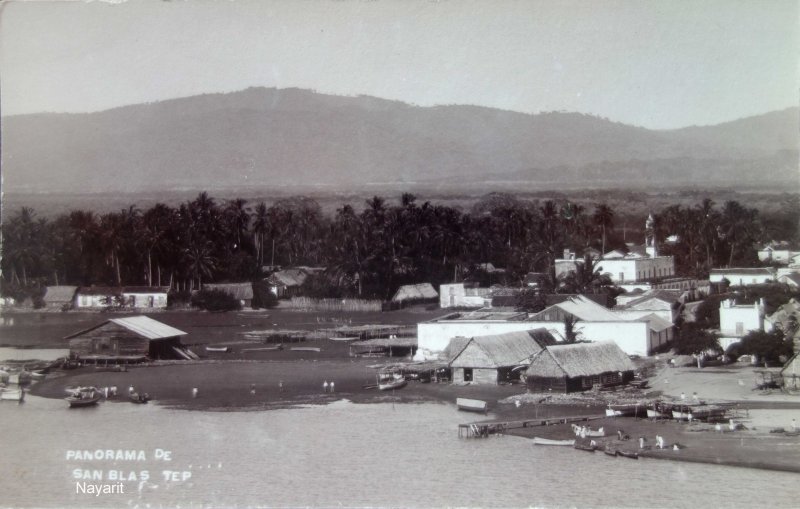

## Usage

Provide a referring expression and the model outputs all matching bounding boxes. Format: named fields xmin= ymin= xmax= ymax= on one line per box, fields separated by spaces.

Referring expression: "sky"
xmin=0 ymin=0 xmax=797 ymax=129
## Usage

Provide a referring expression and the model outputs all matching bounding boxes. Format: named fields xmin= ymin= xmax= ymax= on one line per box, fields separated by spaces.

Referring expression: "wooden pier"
xmin=458 ymin=414 xmax=605 ymax=438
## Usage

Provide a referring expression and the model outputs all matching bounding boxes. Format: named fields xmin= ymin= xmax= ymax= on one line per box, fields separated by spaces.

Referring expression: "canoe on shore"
xmin=574 ymin=443 xmax=597 ymax=452
xmin=456 ymin=398 xmax=488 ymax=413
xmin=291 ymin=347 xmax=321 ymax=352
xmin=329 ymin=336 xmax=360 ymax=342
xmin=205 ymin=346 xmax=230 ymax=353
xmin=533 ymin=437 xmax=575 ymax=446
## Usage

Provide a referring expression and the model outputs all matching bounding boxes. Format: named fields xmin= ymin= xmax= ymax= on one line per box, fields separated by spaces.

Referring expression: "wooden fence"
xmin=284 ymin=297 xmax=383 ymax=312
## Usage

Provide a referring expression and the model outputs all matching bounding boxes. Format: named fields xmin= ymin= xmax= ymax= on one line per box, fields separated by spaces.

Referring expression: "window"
xmin=736 ymin=322 xmax=744 ymax=335
xmin=463 ymin=368 xmax=473 ymax=382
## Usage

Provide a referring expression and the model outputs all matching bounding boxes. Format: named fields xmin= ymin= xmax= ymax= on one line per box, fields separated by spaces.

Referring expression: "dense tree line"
xmin=1 ymin=191 xmax=793 ymax=301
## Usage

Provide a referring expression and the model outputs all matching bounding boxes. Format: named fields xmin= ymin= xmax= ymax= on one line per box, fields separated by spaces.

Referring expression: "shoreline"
xmin=25 ymin=358 xmax=800 ymax=474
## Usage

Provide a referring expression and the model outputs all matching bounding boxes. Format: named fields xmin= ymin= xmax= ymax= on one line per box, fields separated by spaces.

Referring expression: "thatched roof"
xmin=391 ymin=283 xmax=438 ymax=302
xmin=267 ymin=269 xmax=308 ymax=287
xmin=204 ymin=283 xmax=254 ymax=300
xmin=43 ymin=286 xmax=78 ymax=303
xmin=443 ymin=336 xmax=472 ymax=363
xmin=526 ymin=342 xmax=634 ymax=378
xmin=450 ymin=329 xmax=557 ymax=368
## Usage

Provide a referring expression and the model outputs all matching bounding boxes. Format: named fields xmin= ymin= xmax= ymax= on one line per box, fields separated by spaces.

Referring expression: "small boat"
xmin=291 ymin=347 xmax=321 ymax=352
xmin=647 ymin=408 xmax=667 ymax=419
xmin=629 ymin=379 xmax=649 ymax=389
xmin=329 ymin=336 xmax=360 ymax=342
xmin=456 ymin=398 xmax=488 ymax=413
xmin=606 ymin=404 xmax=641 ymax=417
xmin=130 ymin=392 xmax=150 ymax=404
xmin=533 ymin=437 xmax=575 ymax=446
xmin=603 ymin=446 xmax=618 ymax=457
xmin=242 ymin=346 xmax=283 ymax=352
xmin=0 ymin=387 xmax=24 ymax=401
xmin=29 ymin=371 xmax=46 ymax=381
xmin=8 ymin=371 xmax=32 ymax=385
xmin=205 ymin=346 xmax=231 ymax=353
xmin=574 ymin=442 xmax=596 ymax=452
xmin=616 ymin=450 xmax=639 ymax=460
xmin=65 ymin=389 xmax=101 ymax=408
xmin=377 ymin=373 xmax=407 ymax=391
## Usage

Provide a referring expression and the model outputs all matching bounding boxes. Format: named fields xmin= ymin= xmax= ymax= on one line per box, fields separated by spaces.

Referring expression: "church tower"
xmin=645 ymin=213 xmax=657 ymax=257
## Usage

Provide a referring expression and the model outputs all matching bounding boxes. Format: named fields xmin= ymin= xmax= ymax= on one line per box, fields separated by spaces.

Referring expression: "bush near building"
xmin=191 ymin=289 xmax=242 ymax=312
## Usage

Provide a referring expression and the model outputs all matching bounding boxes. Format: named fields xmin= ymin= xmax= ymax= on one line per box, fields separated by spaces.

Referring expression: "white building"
xmin=614 ymin=290 xmax=680 ymax=324
xmin=555 ymin=214 xmax=675 ymax=284
xmin=709 ymin=268 xmax=775 ymax=287
xmin=416 ymin=295 xmax=671 ymax=360
xmin=439 ymin=283 xmax=492 ymax=309
xmin=758 ymin=242 xmax=800 ymax=265
xmin=718 ymin=298 xmax=765 ymax=351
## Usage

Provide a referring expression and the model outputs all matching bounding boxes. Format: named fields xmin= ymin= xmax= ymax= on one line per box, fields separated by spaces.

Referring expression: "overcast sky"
xmin=0 ymin=0 xmax=797 ymax=129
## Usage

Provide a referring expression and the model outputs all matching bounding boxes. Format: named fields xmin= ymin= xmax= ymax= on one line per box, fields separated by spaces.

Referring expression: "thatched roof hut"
xmin=448 ymin=329 xmax=557 ymax=385
xmin=391 ymin=283 xmax=438 ymax=302
xmin=525 ymin=341 xmax=635 ymax=393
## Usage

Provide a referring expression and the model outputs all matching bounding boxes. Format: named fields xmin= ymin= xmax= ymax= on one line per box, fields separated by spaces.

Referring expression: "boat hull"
xmin=456 ymin=398 xmax=488 ymax=413
xmin=533 ymin=437 xmax=575 ymax=446
xmin=378 ymin=379 xmax=407 ymax=391
xmin=0 ymin=389 xmax=23 ymax=401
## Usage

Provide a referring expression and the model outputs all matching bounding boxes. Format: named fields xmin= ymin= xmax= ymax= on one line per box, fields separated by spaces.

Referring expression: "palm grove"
xmin=2 ymin=192 xmax=798 ymax=304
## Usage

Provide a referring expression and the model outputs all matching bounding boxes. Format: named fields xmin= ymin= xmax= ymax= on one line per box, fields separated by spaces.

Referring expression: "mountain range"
xmin=2 ymin=87 xmax=797 ymax=193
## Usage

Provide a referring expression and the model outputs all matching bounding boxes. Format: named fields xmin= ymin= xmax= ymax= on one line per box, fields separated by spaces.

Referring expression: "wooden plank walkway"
xmin=458 ymin=413 xmax=605 ymax=438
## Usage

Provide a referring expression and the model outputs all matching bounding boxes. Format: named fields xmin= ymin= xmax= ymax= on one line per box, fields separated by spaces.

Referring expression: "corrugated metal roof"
xmin=527 ymin=342 xmax=634 ymax=378
xmin=76 ymin=286 xmax=123 ymax=296
xmin=109 ymin=316 xmax=187 ymax=339
xmin=543 ymin=295 xmax=621 ymax=322
xmin=637 ymin=313 xmax=673 ymax=332
xmin=618 ymin=290 xmax=680 ymax=309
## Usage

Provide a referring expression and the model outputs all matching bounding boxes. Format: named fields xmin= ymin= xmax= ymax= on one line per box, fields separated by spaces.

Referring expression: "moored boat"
xmin=65 ymin=389 xmax=101 ymax=408
xmin=130 ymin=392 xmax=150 ymax=404
xmin=606 ymin=403 xmax=642 ymax=417
xmin=329 ymin=336 xmax=360 ymax=342
xmin=456 ymin=398 xmax=488 ymax=413
xmin=603 ymin=446 xmax=618 ymax=456
xmin=29 ymin=370 xmax=46 ymax=381
xmin=574 ymin=442 xmax=596 ymax=452
xmin=533 ymin=437 xmax=575 ymax=446
xmin=0 ymin=387 xmax=24 ymax=401
xmin=377 ymin=373 xmax=407 ymax=391
xmin=205 ymin=346 xmax=231 ymax=353
xmin=616 ymin=450 xmax=639 ymax=459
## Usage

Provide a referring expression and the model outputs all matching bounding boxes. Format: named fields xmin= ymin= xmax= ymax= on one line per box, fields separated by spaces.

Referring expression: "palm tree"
xmin=592 ymin=203 xmax=614 ymax=255
xmin=184 ymin=241 xmax=217 ymax=290
xmin=252 ymin=202 xmax=270 ymax=267
xmin=559 ymin=254 xmax=612 ymax=294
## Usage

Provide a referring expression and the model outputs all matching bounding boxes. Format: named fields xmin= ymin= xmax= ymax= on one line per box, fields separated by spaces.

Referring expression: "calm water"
xmin=0 ymin=348 xmax=69 ymax=362
xmin=0 ymin=396 xmax=797 ymax=509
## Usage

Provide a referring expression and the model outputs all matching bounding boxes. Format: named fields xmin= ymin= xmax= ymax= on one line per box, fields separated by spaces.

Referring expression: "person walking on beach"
xmin=680 ymin=392 xmax=686 ymax=401
xmin=330 ymin=381 xmax=335 ymax=393
xmin=279 ymin=380 xmax=284 ymax=393
xmin=250 ymin=383 xmax=256 ymax=395
xmin=692 ymin=392 xmax=699 ymax=403
xmin=323 ymin=381 xmax=329 ymax=393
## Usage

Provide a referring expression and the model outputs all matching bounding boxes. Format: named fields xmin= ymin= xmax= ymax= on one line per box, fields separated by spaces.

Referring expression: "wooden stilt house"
xmin=524 ymin=341 xmax=635 ymax=393
xmin=66 ymin=315 xmax=190 ymax=363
